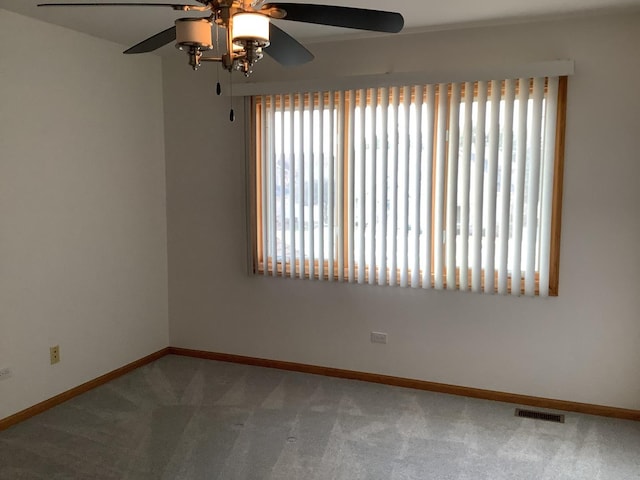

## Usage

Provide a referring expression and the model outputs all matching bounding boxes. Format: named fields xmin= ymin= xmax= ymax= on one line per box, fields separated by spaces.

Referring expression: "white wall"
xmin=0 ymin=10 xmax=169 ymax=419
xmin=165 ymin=13 xmax=640 ymax=410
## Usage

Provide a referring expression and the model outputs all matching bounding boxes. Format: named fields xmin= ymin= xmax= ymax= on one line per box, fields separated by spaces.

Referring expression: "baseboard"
xmin=0 ymin=347 xmax=170 ymax=432
xmin=3 ymin=346 xmax=638 ymax=431
xmin=168 ymin=347 xmax=640 ymax=422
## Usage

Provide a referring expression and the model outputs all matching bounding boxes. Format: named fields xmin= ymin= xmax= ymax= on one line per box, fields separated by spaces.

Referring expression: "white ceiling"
xmin=1 ymin=0 xmax=639 ymax=53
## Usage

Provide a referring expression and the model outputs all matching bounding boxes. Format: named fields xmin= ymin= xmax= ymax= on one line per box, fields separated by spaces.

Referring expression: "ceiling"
xmin=1 ymin=0 xmax=639 ymax=54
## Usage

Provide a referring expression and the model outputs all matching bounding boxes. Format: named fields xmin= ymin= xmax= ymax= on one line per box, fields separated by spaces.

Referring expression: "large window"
xmin=251 ymin=76 xmax=567 ymax=296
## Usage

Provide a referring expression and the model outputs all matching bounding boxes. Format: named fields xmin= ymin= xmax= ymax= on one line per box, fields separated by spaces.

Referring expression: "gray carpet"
xmin=1 ymin=355 xmax=639 ymax=479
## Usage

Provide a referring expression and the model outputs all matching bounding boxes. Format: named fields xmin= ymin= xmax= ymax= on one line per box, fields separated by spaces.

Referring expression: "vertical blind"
xmin=253 ymin=76 xmax=566 ymax=296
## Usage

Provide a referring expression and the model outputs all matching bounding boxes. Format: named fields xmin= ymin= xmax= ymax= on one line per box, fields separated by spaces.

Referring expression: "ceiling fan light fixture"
xmin=175 ymin=18 xmax=213 ymax=51
xmin=232 ymin=12 xmax=270 ymax=47
xmin=37 ymin=1 xmax=404 ymax=112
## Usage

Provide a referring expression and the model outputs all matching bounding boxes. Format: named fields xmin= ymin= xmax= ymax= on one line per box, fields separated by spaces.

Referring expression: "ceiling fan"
xmin=37 ymin=1 xmax=405 ymax=76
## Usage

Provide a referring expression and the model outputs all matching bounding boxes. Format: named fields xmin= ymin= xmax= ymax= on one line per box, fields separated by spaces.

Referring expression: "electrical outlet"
xmin=0 ymin=367 xmax=12 ymax=381
xmin=370 ymin=332 xmax=388 ymax=344
xmin=50 ymin=345 xmax=60 ymax=365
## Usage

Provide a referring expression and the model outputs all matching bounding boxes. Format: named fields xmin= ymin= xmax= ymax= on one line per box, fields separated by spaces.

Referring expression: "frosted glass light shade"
xmin=175 ymin=18 xmax=213 ymax=50
xmin=232 ymin=13 xmax=270 ymax=46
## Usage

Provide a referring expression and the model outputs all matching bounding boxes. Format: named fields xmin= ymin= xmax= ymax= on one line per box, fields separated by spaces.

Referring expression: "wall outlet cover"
xmin=50 ymin=345 xmax=60 ymax=365
xmin=371 ymin=332 xmax=388 ymax=344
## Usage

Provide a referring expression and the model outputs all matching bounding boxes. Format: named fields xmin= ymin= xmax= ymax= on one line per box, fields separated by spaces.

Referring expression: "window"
xmin=250 ymin=76 xmax=567 ymax=296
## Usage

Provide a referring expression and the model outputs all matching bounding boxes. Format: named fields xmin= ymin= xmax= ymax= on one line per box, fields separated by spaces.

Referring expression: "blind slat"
xmin=308 ymin=93 xmax=316 ymax=279
xmin=279 ymin=94 xmax=287 ymax=277
xmin=288 ymin=94 xmax=296 ymax=278
xmin=297 ymin=93 xmax=306 ymax=279
xmin=318 ymin=92 xmax=325 ymax=281
xmin=400 ymin=86 xmax=411 ymax=287
xmin=379 ymin=88 xmax=389 ymax=286
xmin=421 ymin=85 xmax=436 ymax=289
xmin=497 ymin=79 xmax=515 ymax=294
xmin=369 ymin=89 xmax=378 ymax=285
xmin=511 ymin=79 xmax=529 ymax=295
xmin=471 ymin=81 xmax=487 ymax=292
xmin=446 ymin=83 xmax=460 ymax=290
xmin=357 ymin=89 xmax=367 ymax=284
xmin=539 ymin=77 xmax=559 ymax=297
xmin=347 ymin=90 xmax=356 ymax=282
xmin=484 ymin=80 xmax=501 ymax=293
xmin=327 ymin=91 xmax=335 ymax=282
xmin=389 ymin=87 xmax=400 ymax=287
xmin=434 ymin=84 xmax=448 ymax=290
xmin=261 ymin=96 xmax=269 ymax=276
xmin=458 ymin=82 xmax=473 ymax=291
xmin=411 ymin=85 xmax=423 ymax=288
xmin=269 ymin=95 xmax=278 ymax=277
xmin=337 ymin=91 xmax=345 ymax=282
xmin=525 ymin=78 xmax=545 ymax=295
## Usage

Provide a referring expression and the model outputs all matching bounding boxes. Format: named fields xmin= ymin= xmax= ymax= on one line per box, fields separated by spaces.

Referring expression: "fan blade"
xmin=123 ymin=26 xmax=176 ymax=54
xmin=263 ymin=3 xmax=404 ymax=33
xmin=38 ymin=3 xmax=195 ymax=7
xmin=265 ymin=23 xmax=314 ymax=66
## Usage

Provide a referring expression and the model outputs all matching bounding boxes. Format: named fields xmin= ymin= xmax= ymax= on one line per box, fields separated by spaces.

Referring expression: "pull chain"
xmin=229 ymin=71 xmax=235 ymax=122
xmin=215 ymin=26 xmax=222 ymax=95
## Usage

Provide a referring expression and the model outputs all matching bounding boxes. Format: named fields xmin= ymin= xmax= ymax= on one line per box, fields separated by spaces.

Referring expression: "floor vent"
xmin=515 ymin=408 xmax=565 ymax=423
